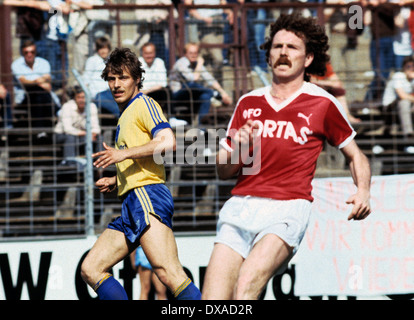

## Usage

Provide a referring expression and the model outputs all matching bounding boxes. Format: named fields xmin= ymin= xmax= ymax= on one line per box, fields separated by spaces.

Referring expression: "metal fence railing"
xmin=0 ymin=2 xmax=414 ymax=238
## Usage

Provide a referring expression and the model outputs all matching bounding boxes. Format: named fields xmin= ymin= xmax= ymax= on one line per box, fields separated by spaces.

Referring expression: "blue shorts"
xmin=135 ymin=246 xmax=152 ymax=270
xmin=108 ymin=184 xmax=174 ymax=244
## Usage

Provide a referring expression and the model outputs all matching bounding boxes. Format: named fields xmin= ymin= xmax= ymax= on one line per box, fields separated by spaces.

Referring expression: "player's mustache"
xmin=274 ymin=56 xmax=292 ymax=68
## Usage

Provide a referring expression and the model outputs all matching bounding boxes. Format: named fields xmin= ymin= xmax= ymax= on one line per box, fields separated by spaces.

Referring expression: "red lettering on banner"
xmin=314 ymin=178 xmax=414 ymax=214
xmin=333 ymin=257 xmax=349 ymax=292
xmin=373 ymin=222 xmax=388 ymax=251
xmin=306 ymin=221 xmax=331 ymax=251
xmin=371 ymin=257 xmax=387 ymax=292
xmin=338 ymin=221 xmax=351 ymax=250
xmin=331 ymin=256 xmax=414 ymax=293
xmin=360 ymin=222 xmax=370 ymax=249
xmin=402 ymin=181 xmax=414 ymax=211
xmin=359 ymin=221 xmax=414 ymax=251
xmin=403 ymin=257 xmax=414 ymax=290
xmin=308 ymin=220 xmax=414 ymax=252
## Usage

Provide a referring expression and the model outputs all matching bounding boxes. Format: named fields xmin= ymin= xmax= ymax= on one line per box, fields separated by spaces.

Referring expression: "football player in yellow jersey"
xmin=81 ymin=48 xmax=201 ymax=300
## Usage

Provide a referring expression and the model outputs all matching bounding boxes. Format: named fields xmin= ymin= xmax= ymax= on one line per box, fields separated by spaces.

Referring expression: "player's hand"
xmin=232 ymin=120 xmax=260 ymax=164
xmin=233 ymin=120 xmax=259 ymax=148
xmin=346 ymin=189 xmax=371 ymax=221
xmin=92 ymin=142 xmax=126 ymax=169
xmin=95 ymin=176 xmax=117 ymax=193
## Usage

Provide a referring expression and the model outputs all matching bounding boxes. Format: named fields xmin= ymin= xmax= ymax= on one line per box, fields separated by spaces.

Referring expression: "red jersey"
xmin=221 ymin=82 xmax=356 ymax=202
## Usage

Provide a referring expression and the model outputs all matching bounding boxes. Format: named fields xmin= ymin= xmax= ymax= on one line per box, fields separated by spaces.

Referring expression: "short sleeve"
xmin=139 ymin=95 xmax=171 ymax=137
xmin=324 ymin=101 xmax=356 ymax=149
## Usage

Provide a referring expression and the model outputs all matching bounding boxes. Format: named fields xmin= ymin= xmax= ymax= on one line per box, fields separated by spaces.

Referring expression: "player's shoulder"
xmin=128 ymin=93 xmax=157 ymax=112
xmin=236 ymin=86 xmax=269 ymax=107
xmin=301 ymin=82 xmax=343 ymax=109
xmin=302 ymin=82 xmax=334 ymax=100
xmin=242 ymin=86 xmax=269 ymax=99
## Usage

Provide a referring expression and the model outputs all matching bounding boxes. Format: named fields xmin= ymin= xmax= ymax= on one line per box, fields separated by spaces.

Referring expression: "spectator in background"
xmin=382 ymin=56 xmax=414 ymax=150
xmin=184 ymin=0 xmax=225 ymax=81
xmin=36 ymin=0 xmax=71 ymax=92
xmin=222 ymin=0 xmax=239 ymax=65
xmin=54 ymin=85 xmax=101 ymax=165
xmin=0 ymin=84 xmax=13 ymax=129
xmin=133 ymin=0 xmax=173 ymax=68
xmin=11 ymin=40 xmax=56 ymax=139
xmin=324 ymin=0 xmax=364 ymax=104
xmin=169 ymin=42 xmax=232 ymax=126
xmin=139 ymin=42 xmax=169 ymax=111
xmin=83 ymin=37 xmax=119 ymax=117
xmin=393 ymin=1 xmax=412 ymax=70
xmin=364 ymin=0 xmax=399 ymax=100
xmin=5 ymin=0 xmax=69 ymax=92
xmin=5 ymin=0 xmax=48 ymax=47
xmin=130 ymin=246 xmax=168 ymax=300
xmin=246 ymin=0 xmax=269 ymax=72
xmin=310 ymin=62 xmax=361 ymax=123
xmin=69 ymin=0 xmax=112 ymax=72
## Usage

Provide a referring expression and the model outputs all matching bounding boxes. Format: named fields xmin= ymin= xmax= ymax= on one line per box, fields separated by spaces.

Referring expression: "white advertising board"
xmin=1 ymin=174 xmax=414 ymax=300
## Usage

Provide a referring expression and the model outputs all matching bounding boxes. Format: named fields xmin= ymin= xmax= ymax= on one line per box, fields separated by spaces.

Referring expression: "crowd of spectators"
xmin=2 ymin=0 xmax=414 ymax=160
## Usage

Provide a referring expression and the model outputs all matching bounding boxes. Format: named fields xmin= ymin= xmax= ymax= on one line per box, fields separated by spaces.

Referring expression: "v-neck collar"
xmin=264 ymin=83 xmax=306 ymax=112
xmin=120 ymin=92 xmax=143 ymax=116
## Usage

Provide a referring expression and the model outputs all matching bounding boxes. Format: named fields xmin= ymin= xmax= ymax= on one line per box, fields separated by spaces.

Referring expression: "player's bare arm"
xmin=92 ymin=128 xmax=176 ymax=169
xmin=340 ymin=140 xmax=372 ymax=221
xmin=216 ymin=120 xmax=259 ymax=180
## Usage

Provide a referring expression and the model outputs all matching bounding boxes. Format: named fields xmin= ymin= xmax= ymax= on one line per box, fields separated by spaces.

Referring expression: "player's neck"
xmin=271 ymin=78 xmax=304 ymax=101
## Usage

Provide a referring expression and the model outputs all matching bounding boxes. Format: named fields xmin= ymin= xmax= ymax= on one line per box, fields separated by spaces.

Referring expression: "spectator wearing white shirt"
xmin=83 ymin=37 xmax=119 ymax=117
xmin=4 ymin=0 xmax=69 ymax=91
xmin=382 ymin=56 xmax=414 ymax=153
xmin=139 ymin=42 xmax=169 ymax=111
xmin=184 ymin=0 xmax=225 ymax=80
xmin=54 ymin=86 xmax=101 ymax=164
xmin=83 ymin=37 xmax=111 ymax=98
xmin=393 ymin=4 xmax=412 ymax=70
xmin=11 ymin=40 xmax=56 ymax=137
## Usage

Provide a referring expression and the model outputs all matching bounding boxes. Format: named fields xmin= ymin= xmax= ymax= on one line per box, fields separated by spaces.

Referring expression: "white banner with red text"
xmin=294 ymin=173 xmax=414 ymax=297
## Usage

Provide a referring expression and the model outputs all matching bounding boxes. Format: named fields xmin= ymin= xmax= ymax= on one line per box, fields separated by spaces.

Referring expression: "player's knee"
xmin=80 ymin=259 xmax=91 ymax=284
xmin=151 ymin=266 xmax=169 ymax=286
xmin=152 ymin=263 xmax=186 ymax=291
xmin=80 ymin=257 xmax=97 ymax=286
xmin=235 ymin=273 xmax=262 ymax=300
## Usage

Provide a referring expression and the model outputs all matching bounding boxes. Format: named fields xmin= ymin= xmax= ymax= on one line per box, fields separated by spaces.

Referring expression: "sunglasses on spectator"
xmin=23 ymin=50 xmax=36 ymax=55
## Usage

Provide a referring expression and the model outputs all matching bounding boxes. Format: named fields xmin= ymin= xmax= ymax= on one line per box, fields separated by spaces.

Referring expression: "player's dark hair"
xmin=260 ymin=13 xmax=330 ymax=81
xmin=101 ymin=47 xmax=145 ymax=90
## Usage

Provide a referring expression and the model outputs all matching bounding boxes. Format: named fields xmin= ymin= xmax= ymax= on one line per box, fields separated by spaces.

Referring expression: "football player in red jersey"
xmin=202 ymin=13 xmax=371 ymax=300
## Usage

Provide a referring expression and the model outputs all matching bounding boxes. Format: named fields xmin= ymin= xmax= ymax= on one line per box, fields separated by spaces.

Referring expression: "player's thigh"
xmin=139 ymin=215 xmax=186 ymax=287
xmin=140 ymin=215 xmax=179 ymax=265
xmin=202 ymin=243 xmax=244 ymax=300
xmin=236 ymin=234 xmax=292 ymax=299
xmin=82 ymin=228 xmax=133 ymax=285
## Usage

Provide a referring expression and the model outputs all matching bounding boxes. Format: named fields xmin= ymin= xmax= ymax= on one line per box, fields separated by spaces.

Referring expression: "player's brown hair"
xmin=260 ymin=13 xmax=330 ymax=81
xmin=101 ymin=47 xmax=145 ymax=90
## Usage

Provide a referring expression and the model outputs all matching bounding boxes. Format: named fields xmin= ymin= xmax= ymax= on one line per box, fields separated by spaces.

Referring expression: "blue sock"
xmin=94 ymin=274 xmax=128 ymax=300
xmin=173 ymin=278 xmax=201 ymax=300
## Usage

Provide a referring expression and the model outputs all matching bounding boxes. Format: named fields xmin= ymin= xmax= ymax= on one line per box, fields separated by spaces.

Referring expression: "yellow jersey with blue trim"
xmin=115 ymin=92 xmax=171 ymax=197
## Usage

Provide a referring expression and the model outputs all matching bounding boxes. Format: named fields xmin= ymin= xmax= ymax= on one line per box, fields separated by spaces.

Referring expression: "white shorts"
xmin=215 ymin=195 xmax=312 ymax=259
